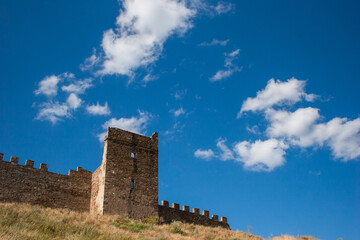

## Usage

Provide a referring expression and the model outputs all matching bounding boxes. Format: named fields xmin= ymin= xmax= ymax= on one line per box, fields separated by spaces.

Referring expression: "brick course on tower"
xmin=0 ymin=127 xmax=229 ymax=229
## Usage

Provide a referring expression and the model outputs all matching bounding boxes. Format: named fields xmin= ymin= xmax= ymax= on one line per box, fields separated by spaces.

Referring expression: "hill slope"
xmin=0 ymin=203 xmax=316 ymax=240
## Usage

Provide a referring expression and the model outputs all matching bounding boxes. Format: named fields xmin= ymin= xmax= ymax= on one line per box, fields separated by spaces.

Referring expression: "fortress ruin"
xmin=0 ymin=127 xmax=229 ymax=228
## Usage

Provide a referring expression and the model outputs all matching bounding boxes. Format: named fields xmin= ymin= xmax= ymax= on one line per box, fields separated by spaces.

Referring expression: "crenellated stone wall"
xmin=158 ymin=201 xmax=230 ymax=229
xmin=0 ymin=154 xmax=92 ymax=212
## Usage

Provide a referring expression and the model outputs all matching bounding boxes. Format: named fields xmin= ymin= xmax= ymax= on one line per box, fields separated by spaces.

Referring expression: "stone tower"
xmin=90 ymin=127 xmax=158 ymax=219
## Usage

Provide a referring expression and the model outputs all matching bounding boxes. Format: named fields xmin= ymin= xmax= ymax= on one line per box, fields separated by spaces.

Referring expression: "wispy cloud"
xmin=86 ymin=102 xmax=111 ymax=116
xmin=216 ymin=138 xmax=234 ymax=161
xmin=98 ymin=110 xmax=152 ymax=141
xmin=210 ymin=49 xmax=242 ymax=82
xmin=34 ymin=73 xmax=96 ymax=123
xmin=185 ymin=0 xmax=234 ymax=16
xmin=80 ymin=49 xmax=100 ymax=72
xmin=61 ymin=78 xmax=94 ymax=94
xmin=173 ymin=89 xmax=187 ymax=100
xmin=246 ymin=125 xmax=260 ymax=135
xmin=199 ymin=38 xmax=229 ymax=47
xmin=170 ymin=107 xmax=186 ymax=117
xmin=309 ymin=170 xmax=321 ymax=176
xmin=35 ymin=102 xmax=71 ymax=124
xmin=163 ymin=121 xmax=185 ymax=137
xmin=35 ymin=93 xmax=82 ymax=124
xmin=213 ymin=2 xmax=234 ymax=15
xmin=142 ymin=73 xmax=158 ymax=85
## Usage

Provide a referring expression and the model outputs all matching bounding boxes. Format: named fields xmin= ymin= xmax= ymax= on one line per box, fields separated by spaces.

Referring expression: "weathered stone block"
xmin=40 ymin=163 xmax=48 ymax=171
xmin=193 ymin=208 xmax=200 ymax=214
xmin=25 ymin=160 xmax=34 ymax=168
xmin=10 ymin=156 xmax=19 ymax=164
xmin=202 ymin=210 xmax=209 ymax=217
xmin=182 ymin=205 xmax=189 ymax=212
xmin=221 ymin=217 xmax=227 ymax=223
xmin=172 ymin=203 xmax=180 ymax=210
xmin=161 ymin=200 xmax=169 ymax=207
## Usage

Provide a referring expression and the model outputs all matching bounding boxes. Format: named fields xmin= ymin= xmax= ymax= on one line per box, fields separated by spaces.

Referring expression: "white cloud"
xmin=35 ymin=93 xmax=83 ymax=123
xmin=170 ymin=107 xmax=186 ymax=117
xmin=86 ymin=102 xmax=111 ymax=115
xmin=216 ymin=138 xmax=234 ymax=161
xmin=233 ymin=139 xmax=288 ymax=172
xmin=321 ymin=117 xmax=360 ymax=161
xmin=80 ymin=49 xmax=100 ymax=72
xmin=194 ymin=149 xmax=215 ymax=160
xmin=99 ymin=0 xmax=195 ymax=76
xmin=34 ymin=72 xmax=98 ymax=123
xmin=66 ymin=93 xmax=82 ymax=109
xmin=174 ymin=89 xmax=187 ymax=100
xmin=265 ymin=107 xmax=321 ymax=141
xmin=61 ymin=78 xmax=94 ymax=94
xmin=246 ymin=125 xmax=260 ymax=135
xmin=210 ymin=49 xmax=242 ymax=82
xmin=196 ymin=78 xmax=359 ymax=172
xmin=214 ymin=2 xmax=234 ymax=14
xmin=142 ymin=73 xmax=158 ymax=84
xmin=34 ymin=73 xmax=84 ymax=123
xmin=210 ymin=69 xmax=238 ymax=82
xmin=199 ymin=38 xmax=229 ymax=46
xmin=196 ymin=137 xmax=288 ymax=171
xmin=239 ymin=78 xmax=318 ymax=116
xmin=34 ymin=75 xmax=61 ymax=97
xmin=266 ymin=107 xmax=360 ymax=161
xmin=35 ymin=102 xmax=71 ymax=124
xmin=226 ymin=49 xmax=240 ymax=59
xmin=163 ymin=121 xmax=185 ymax=137
xmin=185 ymin=0 xmax=234 ymax=16
xmin=260 ymin=79 xmax=360 ymax=162
xmin=98 ymin=110 xmax=151 ymax=141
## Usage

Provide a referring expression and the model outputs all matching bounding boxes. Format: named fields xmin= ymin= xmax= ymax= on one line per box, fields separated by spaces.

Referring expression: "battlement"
xmin=105 ymin=127 xmax=158 ymax=152
xmin=159 ymin=200 xmax=229 ymax=228
xmin=1 ymin=154 xmax=49 ymax=171
xmin=0 ymin=153 xmax=91 ymax=177
xmin=160 ymin=200 xmax=228 ymax=225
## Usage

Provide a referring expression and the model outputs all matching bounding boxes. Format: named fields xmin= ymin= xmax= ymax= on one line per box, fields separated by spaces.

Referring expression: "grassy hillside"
xmin=0 ymin=203 xmax=317 ymax=240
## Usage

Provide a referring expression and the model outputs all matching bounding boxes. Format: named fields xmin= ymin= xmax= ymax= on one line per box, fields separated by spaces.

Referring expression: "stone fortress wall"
xmin=0 ymin=128 xmax=229 ymax=229
xmin=158 ymin=200 xmax=228 ymax=228
xmin=0 ymin=153 xmax=92 ymax=212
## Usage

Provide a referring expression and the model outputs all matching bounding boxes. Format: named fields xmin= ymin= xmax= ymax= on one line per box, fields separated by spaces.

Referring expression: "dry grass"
xmin=0 ymin=203 xmax=318 ymax=240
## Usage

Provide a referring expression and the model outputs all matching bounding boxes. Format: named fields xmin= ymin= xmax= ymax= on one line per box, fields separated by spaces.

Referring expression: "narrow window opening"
xmin=131 ymin=179 xmax=134 ymax=190
xmin=131 ymin=152 xmax=135 ymax=158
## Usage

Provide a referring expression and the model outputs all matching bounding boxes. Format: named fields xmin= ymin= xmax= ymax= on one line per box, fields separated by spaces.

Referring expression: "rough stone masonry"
xmin=0 ymin=127 xmax=229 ymax=229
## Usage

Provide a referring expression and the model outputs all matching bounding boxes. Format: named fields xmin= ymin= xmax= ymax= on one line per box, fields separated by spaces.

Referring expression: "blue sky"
xmin=1 ymin=0 xmax=359 ymax=239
